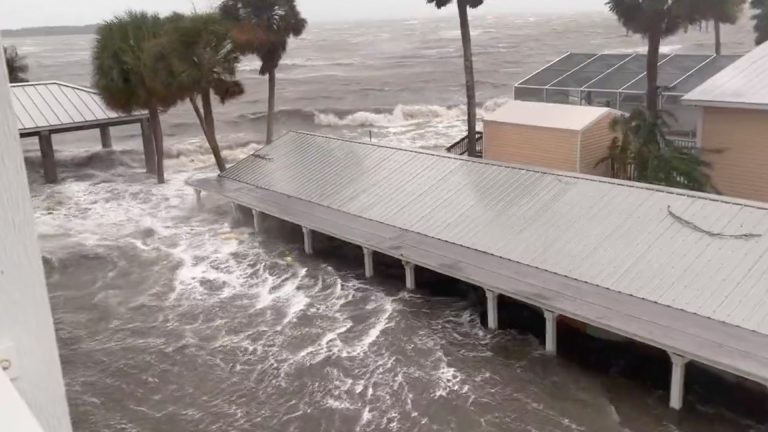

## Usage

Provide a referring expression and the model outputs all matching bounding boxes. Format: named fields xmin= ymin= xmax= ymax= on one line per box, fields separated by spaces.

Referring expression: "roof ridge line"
xmin=274 ymin=130 xmax=768 ymax=211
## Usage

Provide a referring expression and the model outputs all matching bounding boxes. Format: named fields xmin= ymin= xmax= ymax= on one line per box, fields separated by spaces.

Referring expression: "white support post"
xmin=544 ymin=310 xmax=559 ymax=354
xmin=194 ymin=189 xmax=202 ymax=209
xmin=363 ymin=247 xmax=374 ymax=278
xmin=302 ymin=227 xmax=314 ymax=255
xmin=252 ymin=209 xmax=262 ymax=233
xmin=486 ymin=289 xmax=499 ymax=330
xmin=403 ymin=261 xmax=416 ymax=290
xmin=668 ymin=353 xmax=689 ymax=410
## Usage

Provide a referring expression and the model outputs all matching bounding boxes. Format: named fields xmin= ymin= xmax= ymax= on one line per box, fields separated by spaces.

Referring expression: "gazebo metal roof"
xmin=10 ymin=81 xmax=147 ymax=138
xmin=516 ymin=52 xmax=741 ymax=97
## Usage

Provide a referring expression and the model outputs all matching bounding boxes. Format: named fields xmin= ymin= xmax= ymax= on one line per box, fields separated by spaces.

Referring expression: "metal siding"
xmin=222 ymin=132 xmax=768 ymax=336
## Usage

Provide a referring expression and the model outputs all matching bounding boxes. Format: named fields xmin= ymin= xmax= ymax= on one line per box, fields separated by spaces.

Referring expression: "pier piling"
xmin=99 ymin=126 xmax=112 ymax=150
xmin=544 ymin=310 xmax=558 ymax=354
xmin=486 ymin=290 xmax=499 ymax=330
xmin=252 ymin=209 xmax=262 ymax=233
xmin=363 ymin=247 xmax=374 ymax=278
xmin=669 ymin=353 xmax=689 ymax=410
xmin=38 ymin=131 xmax=57 ymax=184
xmin=302 ymin=227 xmax=314 ymax=255
xmin=403 ymin=261 xmax=416 ymax=290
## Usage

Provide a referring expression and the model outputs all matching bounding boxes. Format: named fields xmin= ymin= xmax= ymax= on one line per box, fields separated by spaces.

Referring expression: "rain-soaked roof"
xmin=10 ymin=81 xmax=147 ymax=136
xmin=516 ymin=52 xmax=741 ymax=95
xmin=683 ymin=42 xmax=768 ymax=110
xmin=191 ymin=131 xmax=768 ymax=384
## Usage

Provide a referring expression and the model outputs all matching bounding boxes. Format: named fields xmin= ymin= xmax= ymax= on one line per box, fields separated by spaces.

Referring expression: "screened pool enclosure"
xmin=514 ymin=53 xmax=741 ymax=134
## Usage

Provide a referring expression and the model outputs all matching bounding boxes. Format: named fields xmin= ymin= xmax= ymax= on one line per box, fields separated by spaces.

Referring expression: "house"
xmin=483 ymin=100 xmax=621 ymax=175
xmin=683 ymin=42 xmax=768 ymax=203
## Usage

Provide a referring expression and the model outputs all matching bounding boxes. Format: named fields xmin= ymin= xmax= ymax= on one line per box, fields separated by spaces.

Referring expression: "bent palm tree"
xmin=4 ymin=45 xmax=29 ymax=83
xmin=598 ymin=108 xmax=715 ymax=192
xmin=606 ymin=0 xmax=702 ymax=118
xmin=163 ymin=13 xmax=245 ymax=172
xmin=427 ymin=0 xmax=483 ymax=158
xmin=219 ymin=0 xmax=307 ymax=145
xmin=697 ymin=0 xmax=745 ymax=54
xmin=92 ymin=11 xmax=178 ymax=183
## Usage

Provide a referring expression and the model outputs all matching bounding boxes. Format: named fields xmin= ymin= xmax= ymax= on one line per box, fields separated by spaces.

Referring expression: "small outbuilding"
xmin=683 ymin=42 xmax=768 ymax=203
xmin=483 ymin=101 xmax=621 ymax=175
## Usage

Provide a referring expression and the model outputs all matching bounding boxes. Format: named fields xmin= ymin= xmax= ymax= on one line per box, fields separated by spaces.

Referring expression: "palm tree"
xmin=606 ymin=0 xmax=702 ymax=119
xmin=219 ymin=0 xmax=307 ymax=145
xmin=162 ymin=13 xmax=245 ymax=172
xmin=752 ymin=0 xmax=768 ymax=45
xmin=426 ymin=0 xmax=483 ymax=158
xmin=92 ymin=11 xmax=179 ymax=183
xmin=4 ymin=45 xmax=29 ymax=83
xmin=598 ymin=108 xmax=715 ymax=192
xmin=697 ymin=0 xmax=746 ymax=54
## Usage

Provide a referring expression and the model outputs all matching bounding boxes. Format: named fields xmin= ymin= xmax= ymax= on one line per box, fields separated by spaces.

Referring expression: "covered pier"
xmin=11 ymin=81 xmax=156 ymax=183
xmin=189 ymin=131 xmax=768 ymax=411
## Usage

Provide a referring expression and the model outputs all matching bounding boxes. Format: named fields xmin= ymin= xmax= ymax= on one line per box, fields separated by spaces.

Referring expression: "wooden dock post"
xmin=668 ymin=353 xmax=689 ymax=410
xmin=99 ymin=126 xmax=112 ymax=150
xmin=302 ymin=227 xmax=314 ymax=255
xmin=486 ymin=290 xmax=499 ymax=330
xmin=403 ymin=261 xmax=416 ymax=290
xmin=194 ymin=189 xmax=203 ymax=209
xmin=38 ymin=131 xmax=58 ymax=184
xmin=544 ymin=310 xmax=558 ymax=354
xmin=362 ymin=247 xmax=374 ymax=278
xmin=140 ymin=118 xmax=156 ymax=174
xmin=252 ymin=209 xmax=262 ymax=233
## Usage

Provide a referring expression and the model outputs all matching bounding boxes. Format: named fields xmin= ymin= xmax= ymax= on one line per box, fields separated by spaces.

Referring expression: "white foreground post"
xmin=363 ymin=247 xmax=374 ymax=278
xmin=252 ymin=209 xmax=262 ymax=233
xmin=194 ymin=189 xmax=202 ymax=209
xmin=0 ymin=36 xmax=73 ymax=431
xmin=669 ymin=353 xmax=689 ymax=410
xmin=302 ymin=227 xmax=314 ymax=255
xmin=544 ymin=310 xmax=558 ymax=354
xmin=486 ymin=290 xmax=499 ymax=330
xmin=403 ymin=261 xmax=416 ymax=290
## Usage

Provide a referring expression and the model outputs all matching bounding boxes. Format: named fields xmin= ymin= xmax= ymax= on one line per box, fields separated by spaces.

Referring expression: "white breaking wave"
xmin=314 ymin=99 xmax=512 ymax=129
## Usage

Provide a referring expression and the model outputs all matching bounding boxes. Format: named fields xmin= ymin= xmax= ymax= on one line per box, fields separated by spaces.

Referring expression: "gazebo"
xmin=514 ymin=52 xmax=741 ymax=135
xmin=11 ymin=81 xmax=156 ymax=183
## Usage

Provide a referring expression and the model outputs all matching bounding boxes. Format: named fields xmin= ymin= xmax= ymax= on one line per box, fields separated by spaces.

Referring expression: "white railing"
xmin=0 ymin=369 xmax=45 ymax=432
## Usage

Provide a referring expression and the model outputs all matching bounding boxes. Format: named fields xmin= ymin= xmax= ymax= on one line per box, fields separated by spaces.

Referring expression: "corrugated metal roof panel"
xmin=683 ymin=42 xmax=768 ymax=109
xmin=9 ymin=81 xmax=147 ymax=134
xmin=222 ymin=132 xmax=768 ymax=337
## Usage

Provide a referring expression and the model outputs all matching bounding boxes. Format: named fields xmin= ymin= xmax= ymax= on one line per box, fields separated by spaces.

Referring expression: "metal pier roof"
xmin=10 ymin=81 xmax=147 ymax=137
xmin=190 ymin=131 xmax=768 ymax=384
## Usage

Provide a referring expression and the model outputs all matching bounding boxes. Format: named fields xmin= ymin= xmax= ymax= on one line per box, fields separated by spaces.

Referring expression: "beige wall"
xmin=579 ymin=113 xmax=617 ymax=176
xmin=701 ymin=107 xmax=768 ymax=203
xmin=483 ymin=121 xmax=579 ymax=172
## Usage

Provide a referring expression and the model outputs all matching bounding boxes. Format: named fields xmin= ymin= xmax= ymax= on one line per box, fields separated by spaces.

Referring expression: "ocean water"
xmin=7 ymin=11 xmax=766 ymax=432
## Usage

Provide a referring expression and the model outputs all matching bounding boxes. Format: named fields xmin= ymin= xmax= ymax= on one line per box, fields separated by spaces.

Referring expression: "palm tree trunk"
xmin=457 ymin=0 xmax=478 ymax=158
xmin=646 ymin=28 xmax=662 ymax=119
xmin=267 ymin=70 xmax=276 ymax=145
xmin=714 ymin=20 xmax=722 ymax=55
xmin=201 ymin=89 xmax=227 ymax=173
xmin=148 ymin=106 xmax=165 ymax=184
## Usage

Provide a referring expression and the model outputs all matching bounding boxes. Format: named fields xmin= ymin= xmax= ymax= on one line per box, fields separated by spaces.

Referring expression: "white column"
xmin=252 ymin=209 xmax=262 ymax=233
xmin=363 ymin=247 xmax=374 ymax=278
xmin=486 ymin=289 xmax=499 ymax=330
xmin=403 ymin=261 xmax=416 ymax=290
xmin=544 ymin=310 xmax=559 ymax=354
xmin=669 ymin=353 xmax=689 ymax=410
xmin=194 ymin=189 xmax=202 ymax=209
xmin=302 ymin=227 xmax=314 ymax=255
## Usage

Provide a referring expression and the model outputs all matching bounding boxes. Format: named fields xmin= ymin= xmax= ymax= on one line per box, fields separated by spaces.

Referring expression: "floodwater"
xmin=7 ymin=10 xmax=767 ymax=432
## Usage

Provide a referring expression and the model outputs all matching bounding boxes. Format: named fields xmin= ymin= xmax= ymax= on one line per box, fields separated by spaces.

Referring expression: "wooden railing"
xmin=446 ymin=132 xmax=484 ymax=157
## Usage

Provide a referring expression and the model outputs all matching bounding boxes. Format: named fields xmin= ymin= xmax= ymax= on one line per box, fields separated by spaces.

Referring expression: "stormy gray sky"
xmin=1 ymin=0 xmax=608 ymax=29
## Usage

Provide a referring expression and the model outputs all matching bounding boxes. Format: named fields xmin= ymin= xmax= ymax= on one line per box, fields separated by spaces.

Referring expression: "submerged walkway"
xmin=189 ymin=131 xmax=768 ymax=410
